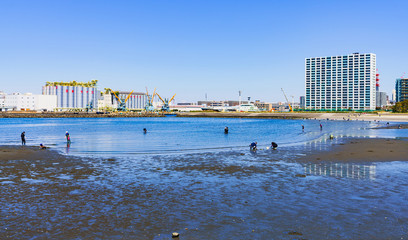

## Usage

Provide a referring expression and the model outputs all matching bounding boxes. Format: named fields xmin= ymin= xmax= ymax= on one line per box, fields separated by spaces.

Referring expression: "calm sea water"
xmin=0 ymin=117 xmax=405 ymax=157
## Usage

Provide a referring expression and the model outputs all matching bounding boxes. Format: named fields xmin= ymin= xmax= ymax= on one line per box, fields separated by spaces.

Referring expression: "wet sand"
xmin=302 ymin=138 xmax=408 ymax=163
xmin=1 ymin=140 xmax=408 ymax=239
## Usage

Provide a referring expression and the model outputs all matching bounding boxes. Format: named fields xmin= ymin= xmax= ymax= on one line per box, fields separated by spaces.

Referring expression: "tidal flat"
xmin=1 ymin=139 xmax=408 ymax=239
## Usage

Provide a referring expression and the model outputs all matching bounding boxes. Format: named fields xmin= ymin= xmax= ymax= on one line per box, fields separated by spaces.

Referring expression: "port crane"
xmin=281 ymin=88 xmax=293 ymax=112
xmin=156 ymin=93 xmax=176 ymax=112
xmin=145 ymin=87 xmax=156 ymax=112
xmin=105 ymin=88 xmax=133 ymax=111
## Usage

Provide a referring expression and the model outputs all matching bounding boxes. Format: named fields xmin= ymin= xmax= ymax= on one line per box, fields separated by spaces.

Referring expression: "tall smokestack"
xmin=376 ymin=69 xmax=380 ymax=92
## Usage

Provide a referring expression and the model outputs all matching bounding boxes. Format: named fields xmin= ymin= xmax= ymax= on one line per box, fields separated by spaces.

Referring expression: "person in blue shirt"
xmin=250 ymin=142 xmax=257 ymax=151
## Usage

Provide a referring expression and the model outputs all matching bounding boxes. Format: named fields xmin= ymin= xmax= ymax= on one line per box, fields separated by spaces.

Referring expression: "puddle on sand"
xmin=303 ymin=162 xmax=376 ymax=180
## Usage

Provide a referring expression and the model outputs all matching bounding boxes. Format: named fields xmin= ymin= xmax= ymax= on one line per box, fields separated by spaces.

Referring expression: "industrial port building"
xmin=42 ymin=80 xmax=98 ymax=110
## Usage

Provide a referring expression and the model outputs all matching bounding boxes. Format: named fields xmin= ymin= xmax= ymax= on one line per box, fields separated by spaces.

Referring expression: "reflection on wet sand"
xmin=304 ymin=162 xmax=376 ymax=180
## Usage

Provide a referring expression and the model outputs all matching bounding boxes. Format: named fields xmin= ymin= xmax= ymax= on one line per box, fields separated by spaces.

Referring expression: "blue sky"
xmin=0 ymin=0 xmax=407 ymax=103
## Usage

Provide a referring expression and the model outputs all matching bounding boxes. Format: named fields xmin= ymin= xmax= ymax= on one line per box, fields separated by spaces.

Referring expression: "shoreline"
xmin=1 ymin=136 xmax=407 ymax=163
xmin=1 ymin=111 xmax=408 ymax=122
xmin=175 ymin=112 xmax=408 ymax=122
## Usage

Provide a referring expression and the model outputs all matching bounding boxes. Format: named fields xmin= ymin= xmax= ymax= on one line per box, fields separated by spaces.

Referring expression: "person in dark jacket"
xmin=21 ymin=132 xmax=26 ymax=145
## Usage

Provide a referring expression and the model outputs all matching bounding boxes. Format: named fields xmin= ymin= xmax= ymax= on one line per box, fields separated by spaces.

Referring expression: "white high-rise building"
xmin=305 ymin=53 xmax=376 ymax=111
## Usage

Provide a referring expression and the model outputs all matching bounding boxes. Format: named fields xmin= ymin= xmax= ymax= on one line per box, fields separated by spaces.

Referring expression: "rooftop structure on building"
xmin=42 ymin=80 xmax=98 ymax=110
xmin=305 ymin=53 xmax=376 ymax=111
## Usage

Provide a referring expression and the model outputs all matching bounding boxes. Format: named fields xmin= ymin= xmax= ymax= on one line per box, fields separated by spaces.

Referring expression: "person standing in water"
xmin=65 ymin=131 xmax=71 ymax=143
xmin=250 ymin=142 xmax=257 ymax=151
xmin=21 ymin=131 xmax=26 ymax=145
xmin=320 ymin=123 xmax=323 ymax=131
xmin=143 ymin=128 xmax=147 ymax=134
xmin=302 ymin=125 xmax=304 ymax=132
xmin=224 ymin=126 xmax=229 ymax=134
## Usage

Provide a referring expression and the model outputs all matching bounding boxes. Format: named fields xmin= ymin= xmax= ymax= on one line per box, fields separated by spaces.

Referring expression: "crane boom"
xmin=281 ymin=88 xmax=293 ymax=112
xmin=124 ymin=90 xmax=134 ymax=103
xmin=150 ymin=88 xmax=156 ymax=104
xmin=112 ymin=91 xmax=121 ymax=103
xmin=155 ymin=93 xmax=165 ymax=103
xmin=169 ymin=93 xmax=176 ymax=103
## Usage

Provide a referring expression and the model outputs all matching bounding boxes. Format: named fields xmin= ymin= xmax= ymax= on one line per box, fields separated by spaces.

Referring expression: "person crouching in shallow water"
xmin=271 ymin=142 xmax=278 ymax=150
xmin=39 ymin=143 xmax=47 ymax=149
xmin=224 ymin=126 xmax=229 ymax=134
xmin=250 ymin=142 xmax=257 ymax=151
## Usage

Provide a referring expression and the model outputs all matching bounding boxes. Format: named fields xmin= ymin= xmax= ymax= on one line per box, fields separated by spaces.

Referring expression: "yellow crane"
xmin=281 ymin=88 xmax=293 ymax=112
xmin=156 ymin=93 xmax=176 ymax=111
xmin=145 ymin=87 xmax=156 ymax=111
xmin=110 ymin=89 xmax=133 ymax=111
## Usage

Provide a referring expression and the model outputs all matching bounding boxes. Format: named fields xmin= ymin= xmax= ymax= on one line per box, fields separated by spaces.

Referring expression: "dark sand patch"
xmin=301 ymin=138 xmax=408 ymax=162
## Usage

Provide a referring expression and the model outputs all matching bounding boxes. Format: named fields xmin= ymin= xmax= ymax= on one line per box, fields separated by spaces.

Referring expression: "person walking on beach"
xmin=224 ymin=126 xmax=229 ymax=134
xmin=21 ymin=131 xmax=26 ymax=145
xmin=65 ymin=131 xmax=71 ymax=143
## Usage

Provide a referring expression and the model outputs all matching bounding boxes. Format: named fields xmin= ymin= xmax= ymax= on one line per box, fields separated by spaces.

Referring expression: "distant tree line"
xmin=393 ymin=100 xmax=408 ymax=113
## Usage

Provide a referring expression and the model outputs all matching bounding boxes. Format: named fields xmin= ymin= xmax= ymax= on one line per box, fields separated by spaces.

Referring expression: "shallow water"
xmin=0 ymin=117 xmax=405 ymax=156
xmin=0 ymin=117 xmax=407 ymax=239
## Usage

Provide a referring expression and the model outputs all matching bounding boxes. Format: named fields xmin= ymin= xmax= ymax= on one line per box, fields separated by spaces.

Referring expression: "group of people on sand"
xmin=249 ymin=141 xmax=278 ymax=151
xmin=20 ymin=131 xmax=71 ymax=149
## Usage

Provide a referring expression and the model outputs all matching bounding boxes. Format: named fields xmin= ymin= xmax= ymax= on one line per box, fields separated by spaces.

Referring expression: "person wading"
xmin=65 ymin=131 xmax=71 ymax=143
xmin=21 ymin=131 xmax=26 ymax=145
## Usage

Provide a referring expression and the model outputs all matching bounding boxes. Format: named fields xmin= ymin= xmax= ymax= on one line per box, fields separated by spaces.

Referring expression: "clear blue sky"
xmin=0 ymin=0 xmax=407 ymax=103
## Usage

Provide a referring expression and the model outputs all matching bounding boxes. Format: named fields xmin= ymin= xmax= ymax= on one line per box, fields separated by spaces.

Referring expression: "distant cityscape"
xmin=0 ymin=52 xmax=407 ymax=112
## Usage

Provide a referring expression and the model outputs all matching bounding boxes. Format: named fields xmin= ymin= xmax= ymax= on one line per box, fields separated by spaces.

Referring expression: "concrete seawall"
xmin=0 ymin=112 xmax=165 ymax=118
